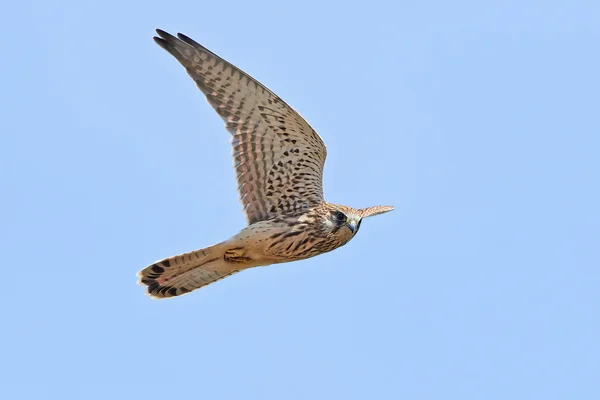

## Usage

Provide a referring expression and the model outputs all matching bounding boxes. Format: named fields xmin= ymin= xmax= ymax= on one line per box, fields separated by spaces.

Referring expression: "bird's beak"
xmin=347 ymin=218 xmax=359 ymax=234
xmin=347 ymin=221 xmax=356 ymax=233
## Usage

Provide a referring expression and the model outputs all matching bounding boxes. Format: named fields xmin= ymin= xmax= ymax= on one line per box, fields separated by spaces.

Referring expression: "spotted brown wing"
xmin=154 ymin=30 xmax=327 ymax=224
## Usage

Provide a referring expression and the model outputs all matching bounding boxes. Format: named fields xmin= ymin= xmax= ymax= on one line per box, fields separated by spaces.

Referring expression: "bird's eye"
xmin=333 ymin=211 xmax=347 ymax=222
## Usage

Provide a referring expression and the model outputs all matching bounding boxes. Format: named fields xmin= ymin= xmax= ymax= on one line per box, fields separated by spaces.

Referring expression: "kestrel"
xmin=138 ymin=29 xmax=393 ymax=298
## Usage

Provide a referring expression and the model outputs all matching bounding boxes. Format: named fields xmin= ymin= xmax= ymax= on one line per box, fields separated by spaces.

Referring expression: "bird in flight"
xmin=138 ymin=29 xmax=394 ymax=298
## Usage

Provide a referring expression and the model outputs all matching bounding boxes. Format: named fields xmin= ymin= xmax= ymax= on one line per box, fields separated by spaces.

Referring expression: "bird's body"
xmin=138 ymin=30 xmax=393 ymax=298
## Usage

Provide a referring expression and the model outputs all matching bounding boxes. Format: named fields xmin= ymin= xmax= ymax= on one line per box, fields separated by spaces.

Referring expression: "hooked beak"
xmin=347 ymin=218 xmax=360 ymax=234
xmin=347 ymin=221 xmax=356 ymax=233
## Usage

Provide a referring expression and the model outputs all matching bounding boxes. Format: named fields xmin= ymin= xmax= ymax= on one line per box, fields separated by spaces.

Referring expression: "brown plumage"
xmin=138 ymin=30 xmax=393 ymax=299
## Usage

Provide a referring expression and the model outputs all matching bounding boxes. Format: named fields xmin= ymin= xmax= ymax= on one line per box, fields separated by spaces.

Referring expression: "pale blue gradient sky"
xmin=1 ymin=1 xmax=599 ymax=399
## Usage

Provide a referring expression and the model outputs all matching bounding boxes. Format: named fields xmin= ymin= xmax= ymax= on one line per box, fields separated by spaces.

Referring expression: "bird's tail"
xmin=137 ymin=242 xmax=242 ymax=299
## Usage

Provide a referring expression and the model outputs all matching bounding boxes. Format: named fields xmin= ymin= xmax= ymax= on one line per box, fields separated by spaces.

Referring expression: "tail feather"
xmin=137 ymin=243 xmax=241 ymax=299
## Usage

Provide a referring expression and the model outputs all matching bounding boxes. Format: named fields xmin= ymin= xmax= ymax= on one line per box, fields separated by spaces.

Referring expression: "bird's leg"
xmin=224 ymin=247 xmax=251 ymax=264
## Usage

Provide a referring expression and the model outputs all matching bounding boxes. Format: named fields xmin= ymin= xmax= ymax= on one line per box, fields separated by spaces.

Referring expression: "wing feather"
xmin=154 ymin=29 xmax=327 ymax=224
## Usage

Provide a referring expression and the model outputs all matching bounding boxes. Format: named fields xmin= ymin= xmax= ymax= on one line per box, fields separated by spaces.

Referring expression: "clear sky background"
xmin=1 ymin=1 xmax=599 ymax=399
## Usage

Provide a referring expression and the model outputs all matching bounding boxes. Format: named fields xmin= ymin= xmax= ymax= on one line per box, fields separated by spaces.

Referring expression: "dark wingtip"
xmin=154 ymin=29 xmax=179 ymax=46
xmin=153 ymin=30 xmax=180 ymax=55
xmin=155 ymin=28 xmax=171 ymax=39
xmin=153 ymin=36 xmax=168 ymax=49
xmin=154 ymin=29 xmax=205 ymax=58
xmin=177 ymin=32 xmax=197 ymax=46
xmin=176 ymin=33 xmax=219 ymax=57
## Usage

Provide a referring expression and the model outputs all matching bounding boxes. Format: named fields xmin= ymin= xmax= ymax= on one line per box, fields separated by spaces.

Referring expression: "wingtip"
xmin=175 ymin=32 xmax=218 ymax=56
xmin=155 ymin=28 xmax=170 ymax=38
xmin=155 ymin=29 xmax=195 ymax=44
xmin=154 ymin=29 xmax=180 ymax=45
xmin=153 ymin=30 xmax=179 ymax=54
xmin=359 ymin=205 xmax=395 ymax=218
xmin=176 ymin=32 xmax=196 ymax=45
xmin=153 ymin=36 xmax=166 ymax=47
xmin=383 ymin=205 xmax=395 ymax=213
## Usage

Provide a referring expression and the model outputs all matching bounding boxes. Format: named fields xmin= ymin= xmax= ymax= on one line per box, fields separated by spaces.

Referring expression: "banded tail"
xmin=137 ymin=242 xmax=242 ymax=299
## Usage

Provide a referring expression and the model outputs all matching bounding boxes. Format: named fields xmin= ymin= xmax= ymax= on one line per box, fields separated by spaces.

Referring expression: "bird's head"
xmin=321 ymin=203 xmax=394 ymax=244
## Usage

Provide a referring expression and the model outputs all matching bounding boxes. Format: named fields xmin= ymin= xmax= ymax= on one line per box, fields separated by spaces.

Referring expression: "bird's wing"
xmin=154 ymin=30 xmax=327 ymax=224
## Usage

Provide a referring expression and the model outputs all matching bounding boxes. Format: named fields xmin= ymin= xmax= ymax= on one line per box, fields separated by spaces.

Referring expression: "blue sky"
xmin=2 ymin=0 xmax=599 ymax=398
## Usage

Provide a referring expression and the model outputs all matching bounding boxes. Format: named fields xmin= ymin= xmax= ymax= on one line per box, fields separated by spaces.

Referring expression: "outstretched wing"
xmin=154 ymin=29 xmax=327 ymax=224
